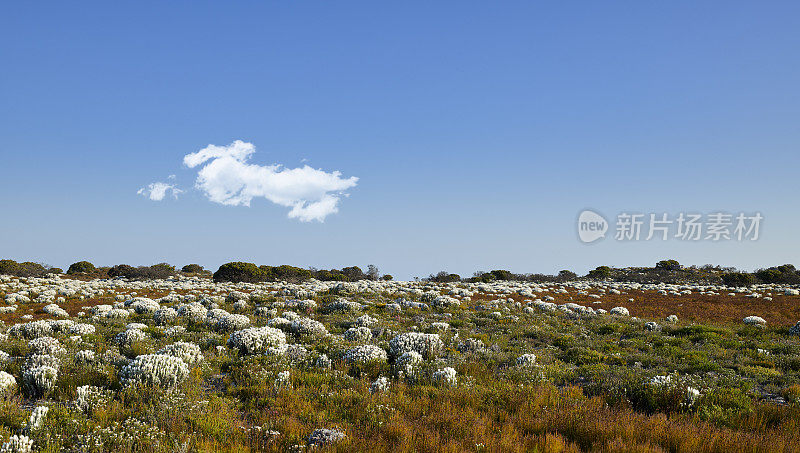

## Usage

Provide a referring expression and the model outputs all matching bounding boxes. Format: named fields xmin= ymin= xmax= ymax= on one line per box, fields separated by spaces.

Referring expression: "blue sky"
xmin=1 ymin=2 xmax=799 ymax=279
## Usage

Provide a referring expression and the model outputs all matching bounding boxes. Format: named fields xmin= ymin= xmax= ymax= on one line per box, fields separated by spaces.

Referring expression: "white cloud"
xmin=137 ymin=182 xmax=183 ymax=201
xmin=182 ymin=140 xmax=358 ymax=222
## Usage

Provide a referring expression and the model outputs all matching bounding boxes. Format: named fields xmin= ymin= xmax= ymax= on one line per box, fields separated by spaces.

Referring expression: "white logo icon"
xmin=578 ymin=210 xmax=608 ymax=243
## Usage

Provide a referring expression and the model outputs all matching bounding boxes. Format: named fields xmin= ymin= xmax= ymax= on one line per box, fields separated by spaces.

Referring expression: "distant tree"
xmin=213 ymin=262 xmax=266 ymax=283
xmin=67 ymin=261 xmax=96 ymax=275
xmin=181 ymin=264 xmax=205 ymax=274
xmin=367 ymin=264 xmax=380 ymax=281
xmin=340 ymin=266 xmax=366 ymax=281
xmin=427 ymin=271 xmax=460 ymax=283
xmin=721 ymin=272 xmax=756 ymax=287
xmin=140 ymin=263 xmax=176 ymax=279
xmin=558 ymin=270 xmax=577 ymax=281
xmin=489 ymin=270 xmax=513 ymax=281
xmin=267 ymin=265 xmax=312 ymax=282
xmin=108 ymin=264 xmax=136 ymax=278
xmin=381 ymin=274 xmax=393 ymax=281
xmin=656 ymin=260 xmax=681 ymax=271
xmin=754 ymin=264 xmax=799 ymax=284
xmin=587 ymin=266 xmax=612 ymax=279
xmin=0 ymin=260 xmax=51 ymax=277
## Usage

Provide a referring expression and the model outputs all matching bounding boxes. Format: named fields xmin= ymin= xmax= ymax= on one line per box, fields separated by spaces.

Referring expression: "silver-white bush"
xmin=227 ymin=327 xmax=286 ymax=355
xmin=0 ymin=435 xmax=33 ymax=453
xmin=156 ymin=341 xmax=204 ymax=366
xmin=22 ymin=366 xmax=57 ymax=397
xmin=343 ymin=345 xmax=387 ymax=364
xmin=119 ymin=354 xmax=189 ymax=388
xmin=389 ymin=332 xmax=443 ymax=359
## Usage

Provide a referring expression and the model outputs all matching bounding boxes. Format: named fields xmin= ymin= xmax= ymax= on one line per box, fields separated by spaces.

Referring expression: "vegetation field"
xmin=0 ymin=266 xmax=799 ymax=452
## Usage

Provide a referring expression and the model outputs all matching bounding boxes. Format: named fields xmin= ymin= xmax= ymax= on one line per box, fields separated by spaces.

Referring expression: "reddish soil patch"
xmin=478 ymin=289 xmax=800 ymax=326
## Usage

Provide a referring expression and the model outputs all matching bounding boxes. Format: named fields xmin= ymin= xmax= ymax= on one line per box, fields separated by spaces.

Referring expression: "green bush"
xmin=181 ymin=264 xmax=206 ymax=274
xmin=656 ymin=259 xmax=681 ymax=271
xmin=721 ymin=272 xmax=756 ymax=287
xmin=266 ymin=265 xmax=312 ymax=282
xmin=754 ymin=265 xmax=799 ymax=284
xmin=0 ymin=259 xmax=51 ymax=277
xmin=213 ymin=262 xmax=266 ymax=283
xmin=587 ymin=266 xmax=612 ymax=279
xmin=563 ymin=347 xmax=606 ymax=365
xmin=427 ymin=271 xmax=461 ymax=282
xmin=108 ymin=264 xmax=136 ymax=278
xmin=107 ymin=263 xmax=176 ymax=280
xmin=67 ymin=260 xmax=96 ymax=274
xmin=558 ymin=270 xmax=577 ymax=281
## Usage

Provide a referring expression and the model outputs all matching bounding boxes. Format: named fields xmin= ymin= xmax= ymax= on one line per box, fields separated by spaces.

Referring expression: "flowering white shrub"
xmin=22 ymin=365 xmax=57 ymax=397
xmin=227 ymin=327 xmax=286 ymax=355
xmin=0 ymin=435 xmax=33 ymax=453
xmin=128 ymin=297 xmax=160 ymax=314
xmin=290 ymin=317 xmax=328 ymax=337
xmin=75 ymin=350 xmax=96 ymax=363
xmin=281 ymin=311 xmax=300 ymax=321
xmin=685 ymin=386 xmax=701 ymax=407
xmin=315 ymin=354 xmax=332 ymax=369
xmin=433 ymin=367 xmax=457 ymax=387
xmin=354 ymin=315 xmax=378 ymax=327
xmin=92 ymin=305 xmax=112 ymax=316
xmin=42 ymin=303 xmax=69 ymax=317
xmin=29 ymin=336 xmax=66 ymax=356
xmin=343 ymin=345 xmax=387 ymax=364
xmin=156 ymin=341 xmax=204 ymax=366
xmin=323 ymin=299 xmax=362 ymax=313
xmin=457 ymin=338 xmax=485 ymax=353
xmin=114 ymin=328 xmax=147 ymax=346
xmin=274 ymin=370 xmax=291 ymax=391
xmin=644 ymin=322 xmax=661 ymax=331
xmin=254 ymin=306 xmax=276 ymax=318
xmin=164 ymin=326 xmax=186 ymax=337
xmin=610 ymin=307 xmax=630 ymax=316
xmin=120 ymin=354 xmax=189 ymax=388
xmin=75 ymin=385 xmax=113 ymax=414
xmin=268 ymin=317 xmax=294 ymax=331
xmin=649 ymin=375 xmax=672 ymax=387
xmin=68 ymin=322 xmax=95 ymax=335
xmin=284 ymin=344 xmax=309 ymax=362
xmin=308 ymin=428 xmax=346 ymax=447
xmin=666 ymin=314 xmax=679 ymax=323
xmin=430 ymin=322 xmax=449 ymax=331
xmin=431 ymin=295 xmax=460 ymax=309
xmin=25 ymin=354 xmax=60 ymax=371
xmin=8 ymin=320 xmax=53 ymax=339
xmin=297 ymin=299 xmax=317 ymax=311
xmin=389 ymin=332 xmax=443 ymax=359
xmin=516 ymin=354 xmax=537 ymax=367
xmin=0 ymin=372 xmax=16 ymax=392
xmin=218 ymin=313 xmax=250 ymax=332
xmin=370 ymin=376 xmax=390 ymax=394
xmin=25 ymin=406 xmax=48 ymax=432
xmin=177 ymin=302 xmax=208 ymax=324
xmin=743 ymin=316 xmax=766 ymax=326
xmin=344 ymin=326 xmax=372 ymax=343
xmin=153 ymin=307 xmax=178 ymax=325
xmin=394 ymin=351 xmax=423 ymax=378
xmin=105 ymin=308 xmax=131 ymax=319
